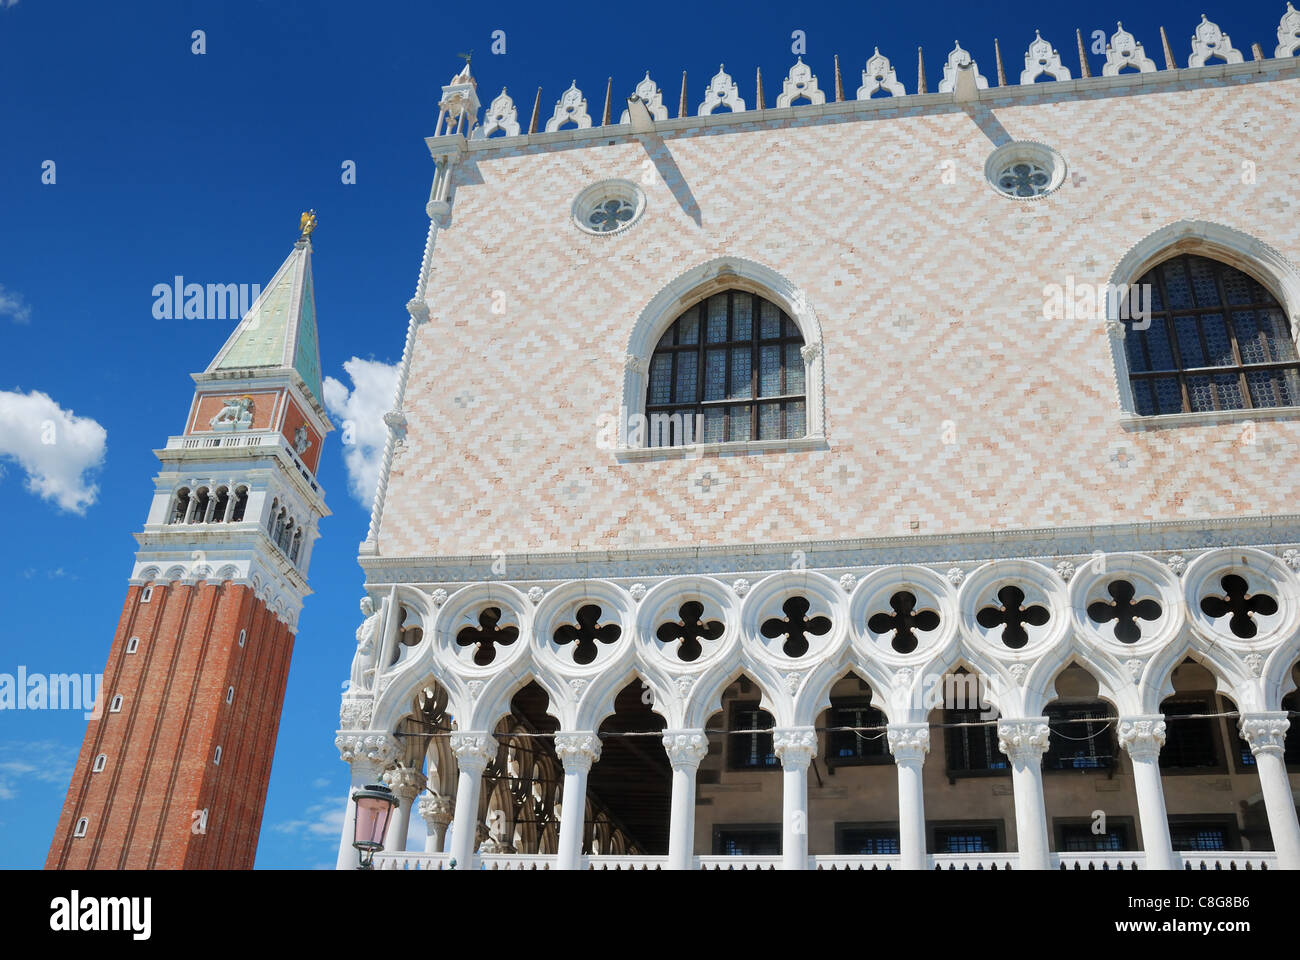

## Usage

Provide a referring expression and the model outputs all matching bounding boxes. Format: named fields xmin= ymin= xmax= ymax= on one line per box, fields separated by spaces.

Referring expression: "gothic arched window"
xmin=646 ymin=291 xmax=806 ymax=446
xmin=1124 ymin=254 xmax=1300 ymax=415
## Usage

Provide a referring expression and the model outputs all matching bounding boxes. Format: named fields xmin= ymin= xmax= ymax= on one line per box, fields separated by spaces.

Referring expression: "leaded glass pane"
xmin=1162 ymin=260 xmax=1194 ymax=308
xmin=1221 ymin=268 xmax=1255 ymax=305
xmin=1248 ymin=369 xmax=1300 ymax=408
xmin=1201 ymin=314 xmax=1233 ymax=366
xmin=758 ymin=402 xmax=781 ymax=440
xmin=1187 ymin=255 xmax=1220 ymax=308
xmin=1174 ymin=316 xmax=1204 ymax=367
xmin=1187 ymin=375 xmax=1214 ymax=412
xmin=1146 ymin=321 xmax=1177 ymax=370
xmin=1262 ymin=309 xmax=1298 ymax=361
xmin=703 ymin=406 xmax=725 ymax=442
xmin=729 ymin=405 xmax=752 ymax=441
xmin=1232 ymin=311 xmax=1265 ymax=363
xmin=759 ymin=345 xmax=782 ymax=396
xmin=733 ymin=294 xmax=752 ymax=340
xmin=787 ymin=400 xmax=806 ymax=437
xmin=785 ymin=343 xmax=805 ymax=393
xmin=677 ymin=306 xmax=699 ymax=344
xmin=1132 ymin=381 xmax=1156 ymax=415
xmin=1152 ymin=377 xmax=1182 ymax=414
xmin=706 ymin=295 xmax=729 ymax=343
xmin=760 ymin=300 xmax=781 ymax=339
xmin=1125 ymin=323 xmax=1150 ymax=372
xmin=674 ymin=351 xmax=697 ymax=403
xmin=704 ymin=348 xmax=726 ymax=401
xmin=729 ymin=347 xmax=752 ymax=399
xmin=1212 ymin=373 xmax=1243 ymax=410
xmin=648 ymin=354 xmax=672 ymax=404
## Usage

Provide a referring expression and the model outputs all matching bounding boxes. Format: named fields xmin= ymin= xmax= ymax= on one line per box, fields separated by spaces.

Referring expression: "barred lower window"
xmin=1160 ymin=698 xmax=1220 ymax=769
xmin=1044 ymin=702 xmax=1116 ymax=770
xmin=646 ymin=291 xmax=806 ymax=446
xmin=837 ymin=827 xmax=901 ymax=855
xmin=945 ymin=709 xmax=1008 ymax=773
xmin=1123 ymin=254 xmax=1300 ymax=415
xmin=728 ymin=702 xmax=778 ymax=770
xmin=826 ymin=700 xmax=890 ymax=766
xmin=933 ymin=826 xmax=999 ymax=854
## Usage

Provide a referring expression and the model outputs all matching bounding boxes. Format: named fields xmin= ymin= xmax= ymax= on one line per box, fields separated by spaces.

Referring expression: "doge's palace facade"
xmin=336 ymin=11 xmax=1300 ymax=869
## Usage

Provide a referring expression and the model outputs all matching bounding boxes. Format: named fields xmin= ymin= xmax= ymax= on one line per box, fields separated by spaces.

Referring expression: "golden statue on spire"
xmin=299 ymin=209 xmax=318 ymax=240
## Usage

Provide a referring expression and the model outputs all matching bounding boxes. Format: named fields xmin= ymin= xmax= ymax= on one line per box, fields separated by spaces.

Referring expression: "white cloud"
xmin=323 ymin=357 xmax=399 ymax=508
xmin=273 ymin=793 xmax=346 ymax=839
xmin=0 ymin=284 xmax=32 ymax=324
xmin=0 ymin=740 xmax=77 ymax=803
xmin=0 ymin=389 xmax=106 ymax=514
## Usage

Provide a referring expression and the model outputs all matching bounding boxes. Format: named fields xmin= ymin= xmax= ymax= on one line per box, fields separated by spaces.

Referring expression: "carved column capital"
xmin=338 ymin=696 xmax=374 ymax=730
xmin=554 ymin=732 xmax=602 ymax=773
xmin=887 ymin=722 xmax=930 ymax=763
xmin=997 ymin=718 xmax=1052 ymax=764
xmin=382 ymin=767 xmax=427 ymax=801
xmin=662 ymin=730 xmax=710 ymax=769
xmin=417 ymin=794 xmax=455 ymax=826
xmin=1239 ymin=711 xmax=1291 ymax=757
xmin=772 ymin=727 xmax=817 ymax=768
xmin=449 ymin=733 xmax=497 ymax=775
xmin=335 ymin=732 xmax=400 ymax=778
xmin=1118 ymin=715 xmax=1167 ymax=761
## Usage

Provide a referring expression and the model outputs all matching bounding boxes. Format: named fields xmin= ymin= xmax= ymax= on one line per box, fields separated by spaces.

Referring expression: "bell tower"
xmin=46 ymin=214 xmax=332 ymax=870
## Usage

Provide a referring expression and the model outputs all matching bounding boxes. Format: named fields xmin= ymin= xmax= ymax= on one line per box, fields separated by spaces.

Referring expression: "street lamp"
xmin=351 ymin=782 xmax=398 ymax=869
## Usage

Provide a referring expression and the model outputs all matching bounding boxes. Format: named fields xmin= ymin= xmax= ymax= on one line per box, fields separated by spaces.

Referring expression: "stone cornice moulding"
xmin=451 ymin=59 xmax=1299 ymax=159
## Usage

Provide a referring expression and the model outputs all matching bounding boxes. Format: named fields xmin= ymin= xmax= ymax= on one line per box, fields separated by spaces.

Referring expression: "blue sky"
xmin=0 ymin=0 xmax=1288 ymax=868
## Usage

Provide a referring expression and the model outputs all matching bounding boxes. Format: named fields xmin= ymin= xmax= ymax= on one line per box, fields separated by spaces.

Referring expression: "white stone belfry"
xmin=857 ymin=47 xmax=905 ymax=98
xmin=775 ymin=57 xmax=825 ymax=107
xmin=1278 ymin=2 xmax=1300 ymax=57
xmin=1188 ymin=14 xmax=1244 ymax=67
xmin=698 ymin=64 xmax=746 ymax=115
xmin=1020 ymin=30 xmax=1072 ymax=83
xmin=545 ymin=81 xmax=593 ymax=132
xmin=619 ymin=72 xmax=668 ymax=123
xmin=435 ymin=61 xmax=480 ymax=138
xmin=1103 ymin=22 xmax=1158 ymax=75
xmin=474 ymin=87 xmax=519 ymax=139
xmin=937 ymin=42 xmax=989 ymax=93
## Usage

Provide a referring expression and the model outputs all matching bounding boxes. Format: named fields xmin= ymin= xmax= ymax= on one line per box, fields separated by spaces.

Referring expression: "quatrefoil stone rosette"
xmin=959 ymin=560 xmax=1069 ymax=659
xmin=635 ymin=577 xmax=736 ymax=673
xmin=1068 ymin=552 xmax=1184 ymax=658
xmin=533 ymin=580 xmax=635 ymax=678
xmin=848 ymin=566 xmax=958 ymax=667
xmin=434 ymin=584 xmax=532 ymax=677
xmin=1182 ymin=547 xmax=1298 ymax=650
xmin=739 ymin=571 xmax=848 ymax=669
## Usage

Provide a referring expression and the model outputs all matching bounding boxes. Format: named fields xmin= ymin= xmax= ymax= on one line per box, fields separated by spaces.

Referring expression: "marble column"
xmin=448 ymin=733 xmax=496 ymax=870
xmin=381 ymin=767 xmax=427 ymax=853
xmin=554 ymin=732 xmax=602 ymax=870
xmin=1239 ymin=712 xmax=1300 ymax=868
xmin=334 ymin=732 xmax=399 ymax=870
xmin=997 ymin=718 xmax=1052 ymax=869
xmin=887 ymin=722 xmax=930 ymax=870
xmin=773 ymin=727 xmax=817 ymax=870
xmin=1118 ymin=716 xmax=1175 ymax=870
xmin=417 ymin=794 xmax=455 ymax=854
xmin=662 ymin=730 xmax=709 ymax=870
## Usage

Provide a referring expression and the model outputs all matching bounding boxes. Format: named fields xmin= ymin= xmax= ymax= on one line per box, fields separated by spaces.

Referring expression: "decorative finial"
xmin=456 ymin=50 xmax=473 ymax=66
xmin=298 ymin=209 xmax=318 ymax=240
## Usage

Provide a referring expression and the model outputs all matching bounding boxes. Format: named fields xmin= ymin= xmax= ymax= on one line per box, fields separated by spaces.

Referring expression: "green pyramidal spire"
xmin=207 ymin=234 xmax=323 ymax=407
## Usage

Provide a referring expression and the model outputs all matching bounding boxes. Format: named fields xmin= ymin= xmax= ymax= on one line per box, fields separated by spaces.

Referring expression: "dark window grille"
xmin=715 ymin=828 xmax=781 ymax=856
xmin=728 ymin=702 xmax=778 ymax=770
xmin=1044 ymin=703 xmax=1116 ymax=770
xmin=945 ymin=709 xmax=1007 ymax=772
xmin=1160 ymin=699 xmax=1220 ymax=769
xmin=827 ymin=700 xmax=889 ymax=764
xmin=934 ymin=827 xmax=999 ymax=854
xmin=1059 ymin=823 xmax=1130 ymax=852
xmin=1170 ymin=823 xmax=1229 ymax=851
xmin=838 ymin=828 xmax=901 ymax=855
xmin=646 ymin=291 xmax=807 ymax=446
xmin=1123 ymin=253 xmax=1300 ymax=415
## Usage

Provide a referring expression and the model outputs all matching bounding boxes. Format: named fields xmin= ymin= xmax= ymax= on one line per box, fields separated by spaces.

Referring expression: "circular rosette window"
xmin=983 ymin=141 xmax=1066 ymax=199
xmin=850 ymin=567 xmax=956 ymax=663
xmin=1183 ymin=548 xmax=1296 ymax=647
xmin=571 ymin=179 xmax=646 ymax=236
xmin=536 ymin=584 xmax=632 ymax=675
xmin=637 ymin=579 xmax=734 ymax=671
xmin=961 ymin=561 xmax=1066 ymax=656
xmin=1069 ymin=553 xmax=1182 ymax=654
xmin=741 ymin=572 xmax=844 ymax=666
xmin=436 ymin=587 xmax=529 ymax=675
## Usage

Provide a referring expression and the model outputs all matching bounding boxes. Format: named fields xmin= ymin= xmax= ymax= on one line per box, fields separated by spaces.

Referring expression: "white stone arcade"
xmin=335 ymin=547 xmax=1300 ymax=869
